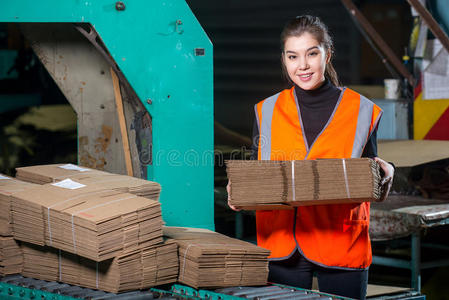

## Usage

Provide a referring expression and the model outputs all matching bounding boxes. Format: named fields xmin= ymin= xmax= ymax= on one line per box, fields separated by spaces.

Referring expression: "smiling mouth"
xmin=298 ymin=73 xmax=313 ymax=79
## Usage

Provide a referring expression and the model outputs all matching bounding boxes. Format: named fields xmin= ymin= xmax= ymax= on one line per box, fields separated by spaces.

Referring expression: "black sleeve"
xmin=362 ymin=127 xmax=396 ymax=172
xmin=361 ymin=128 xmax=378 ymax=158
xmin=250 ymin=118 xmax=259 ymax=160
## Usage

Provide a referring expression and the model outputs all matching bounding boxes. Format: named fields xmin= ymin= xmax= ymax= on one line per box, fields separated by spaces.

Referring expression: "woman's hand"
xmin=227 ymin=180 xmax=241 ymax=211
xmin=374 ymin=157 xmax=394 ymax=202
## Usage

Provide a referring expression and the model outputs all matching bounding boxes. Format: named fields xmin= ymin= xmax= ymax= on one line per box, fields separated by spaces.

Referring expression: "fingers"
xmin=381 ymin=176 xmax=392 ymax=186
xmin=226 ymin=180 xmax=241 ymax=211
xmin=228 ymin=201 xmax=242 ymax=212
xmin=374 ymin=157 xmax=394 ymax=202
xmin=374 ymin=157 xmax=394 ymax=178
xmin=378 ymin=178 xmax=392 ymax=202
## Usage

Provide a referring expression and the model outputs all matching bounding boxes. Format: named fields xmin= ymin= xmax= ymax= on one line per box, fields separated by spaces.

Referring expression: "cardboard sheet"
xmin=16 ymin=164 xmax=161 ymax=201
xmin=378 ymin=140 xmax=449 ymax=167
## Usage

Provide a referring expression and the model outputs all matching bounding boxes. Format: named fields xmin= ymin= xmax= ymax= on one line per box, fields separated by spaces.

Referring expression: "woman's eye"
xmin=308 ymin=52 xmax=318 ymax=56
xmin=288 ymin=55 xmax=297 ymax=60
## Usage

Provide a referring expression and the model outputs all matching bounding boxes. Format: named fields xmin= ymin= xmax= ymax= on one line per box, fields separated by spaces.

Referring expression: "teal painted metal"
xmin=170 ymin=284 xmax=243 ymax=300
xmin=0 ymin=0 xmax=214 ymax=229
xmin=0 ymin=281 xmax=78 ymax=300
xmin=151 ymin=286 xmax=200 ymax=299
xmin=168 ymin=283 xmax=353 ymax=300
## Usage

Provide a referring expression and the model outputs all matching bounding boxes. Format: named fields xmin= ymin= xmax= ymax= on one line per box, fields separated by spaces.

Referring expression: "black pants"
xmin=268 ymin=251 xmax=368 ymax=300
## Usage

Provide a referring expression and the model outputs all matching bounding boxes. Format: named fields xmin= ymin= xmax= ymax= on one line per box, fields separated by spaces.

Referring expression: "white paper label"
xmin=0 ymin=175 xmax=11 ymax=180
xmin=59 ymin=164 xmax=90 ymax=172
xmin=51 ymin=179 xmax=86 ymax=190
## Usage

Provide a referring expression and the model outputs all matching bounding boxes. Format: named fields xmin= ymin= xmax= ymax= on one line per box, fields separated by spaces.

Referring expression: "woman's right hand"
xmin=227 ymin=180 xmax=241 ymax=211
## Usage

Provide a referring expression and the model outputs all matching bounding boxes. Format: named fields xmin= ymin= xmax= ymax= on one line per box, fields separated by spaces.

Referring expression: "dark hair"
xmin=280 ymin=15 xmax=340 ymax=87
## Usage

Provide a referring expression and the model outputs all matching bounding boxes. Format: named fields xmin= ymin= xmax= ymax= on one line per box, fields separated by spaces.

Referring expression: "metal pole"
xmin=407 ymin=0 xmax=449 ymax=55
xmin=340 ymin=0 xmax=416 ymax=86
xmin=411 ymin=231 xmax=421 ymax=293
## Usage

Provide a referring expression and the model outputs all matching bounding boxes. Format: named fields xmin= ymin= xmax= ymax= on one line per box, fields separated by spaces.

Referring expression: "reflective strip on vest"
xmin=260 ymin=91 xmax=376 ymax=160
xmin=351 ymin=95 xmax=374 ymax=158
xmin=260 ymin=93 xmax=279 ymax=160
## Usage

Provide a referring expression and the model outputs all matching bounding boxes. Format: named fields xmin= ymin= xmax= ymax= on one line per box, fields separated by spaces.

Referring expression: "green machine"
xmin=0 ymin=0 xmax=214 ymax=230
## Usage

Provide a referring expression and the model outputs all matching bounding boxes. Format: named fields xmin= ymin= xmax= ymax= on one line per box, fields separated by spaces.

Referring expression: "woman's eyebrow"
xmin=285 ymin=46 xmax=320 ymax=54
xmin=307 ymin=46 xmax=319 ymax=51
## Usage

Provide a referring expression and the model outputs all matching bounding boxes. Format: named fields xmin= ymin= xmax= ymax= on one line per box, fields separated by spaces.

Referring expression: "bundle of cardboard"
xmin=0 ymin=175 xmax=36 ymax=276
xmin=11 ymin=181 xmax=163 ymax=261
xmin=226 ymin=158 xmax=381 ymax=209
xmin=16 ymin=164 xmax=161 ymax=200
xmin=0 ymin=236 xmax=22 ymax=276
xmin=21 ymin=240 xmax=178 ymax=293
xmin=0 ymin=175 xmax=37 ymax=235
xmin=164 ymin=227 xmax=270 ymax=289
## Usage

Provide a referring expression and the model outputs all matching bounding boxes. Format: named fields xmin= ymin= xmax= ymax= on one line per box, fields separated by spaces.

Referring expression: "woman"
xmin=228 ymin=15 xmax=394 ymax=300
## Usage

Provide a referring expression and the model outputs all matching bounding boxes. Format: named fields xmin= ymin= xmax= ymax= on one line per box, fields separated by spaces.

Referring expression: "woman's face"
xmin=283 ymin=32 xmax=329 ymax=90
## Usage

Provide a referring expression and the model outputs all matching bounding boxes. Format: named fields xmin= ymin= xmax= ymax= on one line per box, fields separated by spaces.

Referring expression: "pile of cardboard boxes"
xmin=164 ymin=227 xmax=269 ymax=289
xmin=0 ymin=163 xmax=271 ymax=293
xmin=21 ymin=240 xmax=178 ymax=293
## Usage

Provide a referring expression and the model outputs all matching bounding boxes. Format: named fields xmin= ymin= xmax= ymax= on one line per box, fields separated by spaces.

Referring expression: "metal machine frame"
xmin=0 ymin=0 xmax=214 ymax=230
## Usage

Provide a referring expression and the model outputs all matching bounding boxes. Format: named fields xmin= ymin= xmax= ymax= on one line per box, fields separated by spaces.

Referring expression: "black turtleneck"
xmin=250 ymin=80 xmax=378 ymax=159
xmin=295 ymin=79 xmax=341 ymax=147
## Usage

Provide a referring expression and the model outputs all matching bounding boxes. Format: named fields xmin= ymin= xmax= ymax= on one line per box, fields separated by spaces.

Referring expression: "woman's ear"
xmin=325 ymin=49 xmax=332 ymax=64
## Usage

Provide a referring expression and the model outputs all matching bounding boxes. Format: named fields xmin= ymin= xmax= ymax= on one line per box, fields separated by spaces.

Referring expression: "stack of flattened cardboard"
xmin=0 ymin=175 xmax=37 ymax=276
xmin=0 ymin=175 xmax=37 ymax=235
xmin=226 ymin=158 xmax=381 ymax=209
xmin=16 ymin=164 xmax=161 ymax=200
xmin=11 ymin=181 xmax=163 ymax=261
xmin=21 ymin=243 xmax=60 ymax=281
xmin=164 ymin=226 xmax=270 ymax=289
xmin=15 ymin=164 xmax=108 ymax=184
xmin=21 ymin=240 xmax=178 ymax=293
xmin=0 ymin=237 xmax=22 ymax=276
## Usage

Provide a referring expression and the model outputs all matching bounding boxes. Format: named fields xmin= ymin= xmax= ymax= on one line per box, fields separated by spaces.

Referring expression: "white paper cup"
xmin=384 ymin=79 xmax=400 ymax=99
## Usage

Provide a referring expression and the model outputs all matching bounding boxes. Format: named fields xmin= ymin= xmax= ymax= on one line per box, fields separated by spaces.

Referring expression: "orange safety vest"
xmin=255 ymin=87 xmax=382 ymax=269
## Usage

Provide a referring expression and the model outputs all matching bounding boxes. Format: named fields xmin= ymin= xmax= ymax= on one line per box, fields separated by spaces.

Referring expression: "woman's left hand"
xmin=374 ymin=157 xmax=394 ymax=202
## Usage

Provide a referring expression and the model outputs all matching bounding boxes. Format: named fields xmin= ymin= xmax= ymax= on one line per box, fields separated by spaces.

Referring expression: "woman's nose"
xmin=298 ymin=57 xmax=309 ymax=70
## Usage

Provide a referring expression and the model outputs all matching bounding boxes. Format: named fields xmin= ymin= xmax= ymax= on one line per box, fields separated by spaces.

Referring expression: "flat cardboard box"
xmin=15 ymin=164 xmax=108 ymax=184
xmin=0 ymin=175 xmax=37 ymax=235
xmin=21 ymin=240 xmax=178 ymax=293
xmin=164 ymin=226 xmax=270 ymax=289
xmin=11 ymin=181 xmax=163 ymax=261
xmin=16 ymin=164 xmax=161 ymax=201
xmin=226 ymin=158 xmax=381 ymax=209
xmin=237 ymin=204 xmax=293 ymax=210
xmin=0 ymin=236 xmax=23 ymax=276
